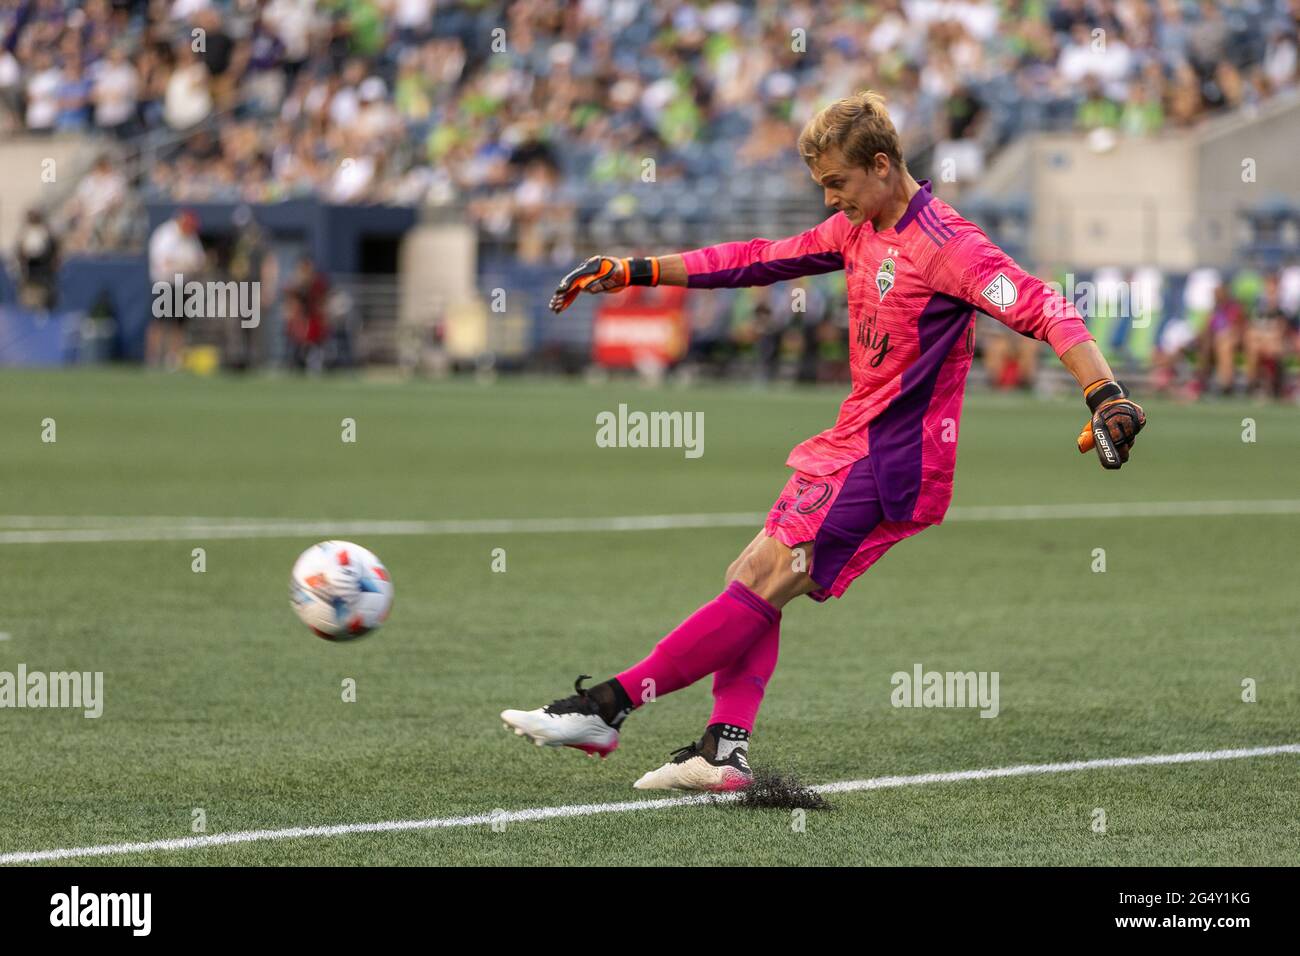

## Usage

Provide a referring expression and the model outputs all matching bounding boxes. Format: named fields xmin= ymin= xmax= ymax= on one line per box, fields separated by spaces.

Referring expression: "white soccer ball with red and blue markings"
xmin=290 ymin=540 xmax=393 ymax=640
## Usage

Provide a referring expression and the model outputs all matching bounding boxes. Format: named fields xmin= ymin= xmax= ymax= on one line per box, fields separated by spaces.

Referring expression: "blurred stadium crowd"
xmin=2 ymin=0 xmax=1300 ymax=397
xmin=4 ymin=0 xmax=1299 ymax=250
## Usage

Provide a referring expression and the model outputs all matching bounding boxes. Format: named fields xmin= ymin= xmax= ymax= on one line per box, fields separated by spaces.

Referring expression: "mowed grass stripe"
xmin=3 ymin=744 xmax=1296 ymax=865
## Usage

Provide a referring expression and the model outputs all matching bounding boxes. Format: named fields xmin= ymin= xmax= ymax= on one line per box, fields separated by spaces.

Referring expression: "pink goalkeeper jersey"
xmin=680 ymin=180 xmax=1093 ymax=525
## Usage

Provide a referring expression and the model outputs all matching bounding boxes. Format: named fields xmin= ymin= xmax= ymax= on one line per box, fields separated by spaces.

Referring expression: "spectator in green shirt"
xmin=1120 ymin=81 xmax=1165 ymax=136
xmin=1077 ymin=78 xmax=1121 ymax=130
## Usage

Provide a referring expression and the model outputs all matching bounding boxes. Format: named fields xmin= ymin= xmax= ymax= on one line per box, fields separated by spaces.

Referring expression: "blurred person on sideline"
xmin=225 ymin=205 xmax=277 ymax=370
xmin=147 ymin=209 xmax=205 ymax=369
xmin=1196 ymin=284 xmax=1246 ymax=396
xmin=978 ymin=314 xmax=1040 ymax=391
xmin=1245 ymin=271 xmax=1297 ymax=399
xmin=285 ymin=257 xmax=330 ymax=372
xmin=15 ymin=210 xmax=60 ymax=310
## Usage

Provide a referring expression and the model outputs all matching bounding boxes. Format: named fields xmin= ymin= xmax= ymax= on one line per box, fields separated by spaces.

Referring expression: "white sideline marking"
xmin=0 ymin=513 xmax=763 ymax=544
xmin=2 ymin=743 xmax=1295 ymax=865
xmin=0 ymin=499 xmax=1298 ymax=544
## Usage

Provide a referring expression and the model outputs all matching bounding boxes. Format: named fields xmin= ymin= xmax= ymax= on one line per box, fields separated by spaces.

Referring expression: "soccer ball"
xmin=290 ymin=540 xmax=393 ymax=640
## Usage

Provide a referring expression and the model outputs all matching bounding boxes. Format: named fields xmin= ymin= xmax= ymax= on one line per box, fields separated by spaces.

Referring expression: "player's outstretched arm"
xmin=925 ymin=229 xmax=1145 ymax=470
xmin=549 ymin=213 xmax=853 ymax=312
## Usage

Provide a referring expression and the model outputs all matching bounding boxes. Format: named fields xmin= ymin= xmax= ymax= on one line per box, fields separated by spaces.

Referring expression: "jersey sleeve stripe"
xmin=919 ymin=205 xmax=956 ymax=240
xmin=914 ymin=215 xmax=948 ymax=248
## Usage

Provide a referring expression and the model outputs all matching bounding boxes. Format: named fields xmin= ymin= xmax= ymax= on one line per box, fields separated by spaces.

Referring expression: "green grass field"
xmin=0 ymin=369 xmax=1297 ymax=866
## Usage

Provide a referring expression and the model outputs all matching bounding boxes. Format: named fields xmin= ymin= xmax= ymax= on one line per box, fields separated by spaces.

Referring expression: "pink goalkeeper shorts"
xmin=764 ymin=457 xmax=930 ymax=602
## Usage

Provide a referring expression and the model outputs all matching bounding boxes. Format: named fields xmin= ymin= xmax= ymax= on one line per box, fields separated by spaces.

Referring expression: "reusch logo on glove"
xmin=1094 ymin=426 xmax=1117 ymax=464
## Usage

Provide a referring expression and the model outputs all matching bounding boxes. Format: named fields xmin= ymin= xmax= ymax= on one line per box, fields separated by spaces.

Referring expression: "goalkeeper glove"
xmin=1076 ymin=379 xmax=1145 ymax=470
xmin=549 ymin=256 xmax=659 ymax=313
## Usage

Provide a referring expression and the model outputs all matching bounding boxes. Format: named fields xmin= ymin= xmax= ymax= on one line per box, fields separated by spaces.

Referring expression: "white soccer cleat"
xmin=500 ymin=675 xmax=623 ymax=759
xmin=633 ymin=738 xmax=753 ymax=792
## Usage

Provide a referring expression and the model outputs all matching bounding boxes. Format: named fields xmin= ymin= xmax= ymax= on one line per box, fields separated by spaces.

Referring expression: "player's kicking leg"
xmin=632 ymin=460 xmax=931 ymax=791
xmin=632 ymin=531 xmax=803 ymax=791
xmin=500 ymin=674 xmax=630 ymax=758
xmin=500 ymin=530 xmax=815 ymax=771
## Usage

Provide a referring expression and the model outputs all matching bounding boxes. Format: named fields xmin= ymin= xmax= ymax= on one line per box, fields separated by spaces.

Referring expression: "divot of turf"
xmin=731 ymin=768 xmax=833 ymax=811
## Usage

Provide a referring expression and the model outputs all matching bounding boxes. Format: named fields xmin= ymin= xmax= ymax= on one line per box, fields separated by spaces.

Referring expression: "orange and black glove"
xmin=548 ymin=256 xmax=659 ymax=313
xmin=1076 ymin=379 xmax=1145 ymax=469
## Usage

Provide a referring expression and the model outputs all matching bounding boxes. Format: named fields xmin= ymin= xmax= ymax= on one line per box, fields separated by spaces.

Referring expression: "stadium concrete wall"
xmin=0 ymin=135 xmax=97 ymax=251
xmin=399 ymin=222 xmax=476 ymax=328
xmin=1024 ymin=134 xmax=1199 ymax=272
xmin=989 ymin=92 xmax=1300 ymax=272
xmin=1194 ymin=89 xmax=1300 ymax=267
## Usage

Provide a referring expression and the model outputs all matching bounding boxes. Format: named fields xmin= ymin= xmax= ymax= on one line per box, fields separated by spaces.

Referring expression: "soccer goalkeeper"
xmin=501 ymin=91 xmax=1145 ymax=792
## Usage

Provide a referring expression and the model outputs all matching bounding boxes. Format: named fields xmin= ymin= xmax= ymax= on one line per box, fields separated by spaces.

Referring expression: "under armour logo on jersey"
xmin=980 ymin=272 xmax=1018 ymax=312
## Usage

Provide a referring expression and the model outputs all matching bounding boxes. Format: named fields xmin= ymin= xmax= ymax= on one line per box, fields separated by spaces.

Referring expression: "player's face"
xmin=810 ymin=147 xmax=889 ymax=227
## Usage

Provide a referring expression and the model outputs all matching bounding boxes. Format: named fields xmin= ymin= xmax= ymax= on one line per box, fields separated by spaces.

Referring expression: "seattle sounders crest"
xmin=876 ymin=257 xmax=896 ymax=300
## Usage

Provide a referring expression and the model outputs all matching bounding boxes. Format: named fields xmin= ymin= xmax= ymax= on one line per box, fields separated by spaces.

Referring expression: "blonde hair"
xmin=798 ymin=91 xmax=905 ymax=172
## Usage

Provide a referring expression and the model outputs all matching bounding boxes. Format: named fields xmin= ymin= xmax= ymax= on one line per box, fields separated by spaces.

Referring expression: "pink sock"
xmin=616 ymin=581 xmax=780 ymax=706
xmin=709 ymin=620 xmax=780 ymax=732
